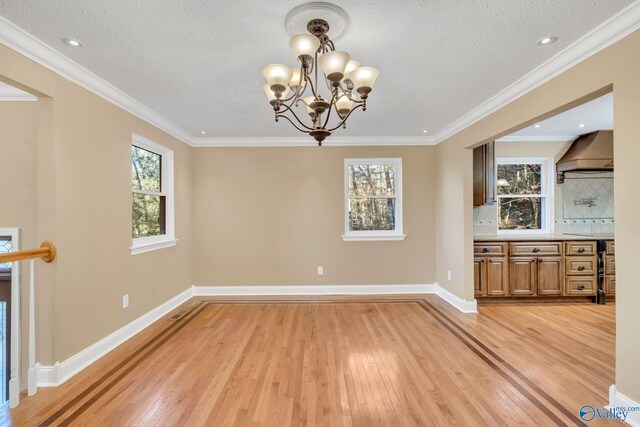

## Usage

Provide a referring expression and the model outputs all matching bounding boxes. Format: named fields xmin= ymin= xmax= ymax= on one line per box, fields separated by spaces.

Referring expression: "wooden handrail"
xmin=0 ymin=241 xmax=56 ymax=263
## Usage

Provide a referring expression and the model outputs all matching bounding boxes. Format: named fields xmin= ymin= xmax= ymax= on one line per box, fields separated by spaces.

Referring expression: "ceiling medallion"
xmin=262 ymin=3 xmax=379 ymax=146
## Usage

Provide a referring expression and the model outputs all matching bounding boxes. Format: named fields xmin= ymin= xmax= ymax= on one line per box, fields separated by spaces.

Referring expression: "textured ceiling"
xmin=0 ymin=0 xmax=634 ymax=138
xmin=510 ymin=92 xmax=613 ymax=138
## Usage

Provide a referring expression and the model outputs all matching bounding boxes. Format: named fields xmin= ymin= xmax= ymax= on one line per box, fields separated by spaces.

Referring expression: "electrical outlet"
xmin=447 ymin=271 xmax=452 ymax=281
xmin=317 ymin=266 xmax=324 ymax=276
xmin=123 ymin=294 xmax=129 ymax=309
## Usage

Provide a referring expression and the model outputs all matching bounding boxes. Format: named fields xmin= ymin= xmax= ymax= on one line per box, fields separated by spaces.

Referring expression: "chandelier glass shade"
xmin=262 ymin=19 xmax=379 ymax=145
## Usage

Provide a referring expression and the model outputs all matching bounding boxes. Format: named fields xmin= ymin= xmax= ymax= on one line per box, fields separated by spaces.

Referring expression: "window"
xmin=130 ymin=134 xmax=176 ymax=254
xmin=497 ymin=158 xmax=552 ymax=233
xmin=343 ymin=158 xmax=404 ymax=241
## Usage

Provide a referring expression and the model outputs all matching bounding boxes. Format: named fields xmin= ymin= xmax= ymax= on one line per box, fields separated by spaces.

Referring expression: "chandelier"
xmin=262 ymin=18 xmax=379 ymax=146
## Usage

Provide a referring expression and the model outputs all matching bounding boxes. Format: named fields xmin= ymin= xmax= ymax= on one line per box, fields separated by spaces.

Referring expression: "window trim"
xmin=496 ymin=157 xmax=553 ymax=235
xmin=342 ymin=158 xmax=405 ymax=241
xmin=130 ymin=133 xmax=177 ymax=254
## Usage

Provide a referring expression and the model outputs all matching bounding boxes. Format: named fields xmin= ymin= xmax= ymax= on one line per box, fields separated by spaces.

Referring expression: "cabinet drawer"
xmin=474 ymin=242 xmax=507 ymax=256
xmin=606 ymin=240 xmax=615 ymax=255
xmin=605 ymin=255 xmax=615 ymax=275
xmin=605 ymin=276 xmax=615 ymax=294
xmin=510 ymin=242 xmax=561 ymax=256
xmin=564 ymin=256 xmax=597 ymax=275
xmin=564 ymin=241 xmax=597 ymax=256
xmin=565 ymin=276 xmax=597 ymax=295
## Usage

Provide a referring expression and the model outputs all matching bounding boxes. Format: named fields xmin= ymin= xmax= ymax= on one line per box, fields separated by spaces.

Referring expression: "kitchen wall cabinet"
xmin=473 ymin=141 xmax=495 ymax=207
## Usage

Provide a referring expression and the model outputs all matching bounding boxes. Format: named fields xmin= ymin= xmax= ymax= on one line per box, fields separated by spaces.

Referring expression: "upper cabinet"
xmin=473 ymin=141 xmax=496 ymax=207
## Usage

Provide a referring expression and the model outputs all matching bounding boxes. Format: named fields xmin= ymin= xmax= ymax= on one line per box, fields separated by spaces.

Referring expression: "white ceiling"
xmin=0 ymin=1 xmax=634 ymax=139
xmin=507 ymin=92 xmax=613 ymax=139
xmin=0 ymin=81 xmax=36 ymax=101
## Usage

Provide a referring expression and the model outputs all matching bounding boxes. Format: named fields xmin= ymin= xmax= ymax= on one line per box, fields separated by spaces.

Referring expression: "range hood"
xmin=556 ymin=130 xmax=613 ymax=183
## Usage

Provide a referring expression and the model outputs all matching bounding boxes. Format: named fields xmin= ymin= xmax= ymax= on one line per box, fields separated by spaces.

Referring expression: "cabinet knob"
xmin=577 ymin=284 xmax=585 ymax=290
xmin=578 ymin=265 xmax=585 ymax=271
xmin=532 ymin=247 xmax=540 ymax=253
xmin=482 ymin=247 xmax=489 ymax=253
xmin=578 ymin=247 xmax=585 ymax=253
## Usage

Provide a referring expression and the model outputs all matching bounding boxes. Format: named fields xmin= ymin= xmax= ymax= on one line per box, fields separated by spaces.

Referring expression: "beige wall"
xmin=0 ymin=101 xmax=39 ymax=383
xmin=435 ymin=29 xmax=640 ymax=402
xmin=495 ymin=139 xmax=571 ymax=160
xmin=193 ymin=146 xmax=436 ymax=286
xmin=0 ymin=44 xmax=195 ymax=367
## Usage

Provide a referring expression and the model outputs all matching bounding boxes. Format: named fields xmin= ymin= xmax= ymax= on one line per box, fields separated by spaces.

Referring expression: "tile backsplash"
xmin=474 ymin=172 xmax=614 ymax=235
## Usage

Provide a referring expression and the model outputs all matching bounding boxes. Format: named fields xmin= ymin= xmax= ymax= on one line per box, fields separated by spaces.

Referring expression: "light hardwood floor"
xmin=2 ymin=296 xmax=615 ymax=426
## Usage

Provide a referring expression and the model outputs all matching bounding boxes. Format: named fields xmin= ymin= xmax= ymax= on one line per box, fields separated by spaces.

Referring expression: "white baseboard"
xmin=193 ymin=284 xmax=436 ymax=296
xmin=37 ymin=286 xmax=194 ymax=387
xmin=35 ymin=282 xmax=476 ymax=390
xmin=434 ymin=283 xmax=478 ymax=313
xmin=609 ymin=385 xmax=640 ymax=426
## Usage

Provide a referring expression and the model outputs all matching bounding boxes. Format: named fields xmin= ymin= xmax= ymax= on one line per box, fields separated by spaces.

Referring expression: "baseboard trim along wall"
xmin=609 ymin=385 xmax=640 ymax=426
xmin=36 ymin=283 xmax=476 ymax=388
xmin=434 ymin=283 xmax=479 ymax=313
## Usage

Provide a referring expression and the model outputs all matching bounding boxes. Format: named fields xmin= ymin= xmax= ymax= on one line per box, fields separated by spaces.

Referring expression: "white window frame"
xmin=342 ymin=158 xmax=405 ymax=241
xmin=496 ymin=157 xmax=553 ymax=235
xmin=130 ymin=133 xmax=176 ymax=254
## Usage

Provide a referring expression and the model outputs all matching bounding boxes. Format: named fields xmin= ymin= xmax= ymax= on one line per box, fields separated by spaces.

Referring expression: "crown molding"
xmin=192 ymin=135 xmax=436 ymax=147
xmin=495 ymin=135 xmax=577 ymax=142
xmin=432 ymin=0 xmax=640 ymax=144
xmin=0 ymin=82 xmax=37 ymax=101
xmin=0 ymin=16 xmax=195 ymax=145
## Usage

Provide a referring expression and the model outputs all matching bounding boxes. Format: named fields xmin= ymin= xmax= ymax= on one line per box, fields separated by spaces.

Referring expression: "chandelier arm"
xmin=306 ymin=71 xmax=321 ymax=100
xmin=326 ymin=104 xmax=364 ymax=132
xmin=277 ymin=105 xmax=315 ymax=131
xmin=322 ymin=90 xmax=338 ymax=129
xmin=276 ymin=114 xmax=312 ymax=134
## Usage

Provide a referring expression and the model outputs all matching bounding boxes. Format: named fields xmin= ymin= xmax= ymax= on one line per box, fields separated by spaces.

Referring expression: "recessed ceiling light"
xmin=422 ymin=130 xmax=429 ymax=133
xmin=578 ymin=123 xmax=586 ymax=128
xmin=62 ymin=38 xmax=82 ymax=47
xmin=201 ymin=131 xmax=206 ymax=135
xmin=537 ymin=36 xmax=557 ymax=46
xmin=533 ymin=124 xmax=541 ymax=128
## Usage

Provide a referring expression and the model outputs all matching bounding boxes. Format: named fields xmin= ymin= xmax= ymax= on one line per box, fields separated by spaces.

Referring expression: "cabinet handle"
xmin=482 ymin=247 xmax=489 ymax=253
xmin=577 ymin=265 xmax=585 ymax=271
xmin=577 ymin=284 xmax=585 ymax=290
xmin=578 ymin=247 xmax=585 ymax=253
xmin=532 ymin=247 xmax=540 ymax=253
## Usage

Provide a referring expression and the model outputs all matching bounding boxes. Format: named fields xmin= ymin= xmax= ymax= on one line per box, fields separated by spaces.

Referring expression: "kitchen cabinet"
xmin=473 ymin=141 xmax=495 ymax=207
xmin=474 ymin=239 xmax=614 ymax=300
xmin=475 ymin=256 xmax=509 ymax=297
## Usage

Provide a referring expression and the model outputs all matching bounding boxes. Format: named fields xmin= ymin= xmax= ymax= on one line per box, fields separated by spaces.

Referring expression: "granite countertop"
xmin=474 ymin=233 xmax=614 ymax=241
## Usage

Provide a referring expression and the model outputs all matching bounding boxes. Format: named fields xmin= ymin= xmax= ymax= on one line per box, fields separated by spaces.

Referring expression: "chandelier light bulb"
xmin=318 ymin=51 xmax=351 ymax=83
xmin=343 ymin=60 xmax=362 ymax=80
xmin=289 ymin=67 xmax=304 ymax=90
xmin=350 ymin=66 xmax=380 ymax=96
xmin=262 ymin=64 xmax=293 ymax=95
xmin=336 ymin=93 xmax=353 ymax=117
xmin=290 ymin=34 xmax=321 ymax=59
xmin=263 ymin=84 xmax=290 ymax=105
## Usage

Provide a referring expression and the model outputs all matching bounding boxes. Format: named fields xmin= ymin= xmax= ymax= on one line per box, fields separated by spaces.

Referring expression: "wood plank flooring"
xmin=3 ymin=296 xmax=615 ymax=426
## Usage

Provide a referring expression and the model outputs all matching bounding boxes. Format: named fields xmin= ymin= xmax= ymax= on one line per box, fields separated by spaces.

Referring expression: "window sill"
xmin=342 ymin=234 xmax=406 ymax=241
xmin=130 ymin=238 xmax=178 ymax=255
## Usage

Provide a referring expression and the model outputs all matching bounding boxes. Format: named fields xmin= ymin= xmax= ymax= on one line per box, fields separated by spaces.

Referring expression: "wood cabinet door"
xmin=510 ymin=257 xmax=536 ymax=296
xmin=605 ymin=276 xmax=616 ymax=295
xmin=537 ymin=257 xmax=563 ymax=295
xmin=474 ymin=258 xmax=485 ymax=296
xmin=486 ymin=257 xmax=509 ymax=296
